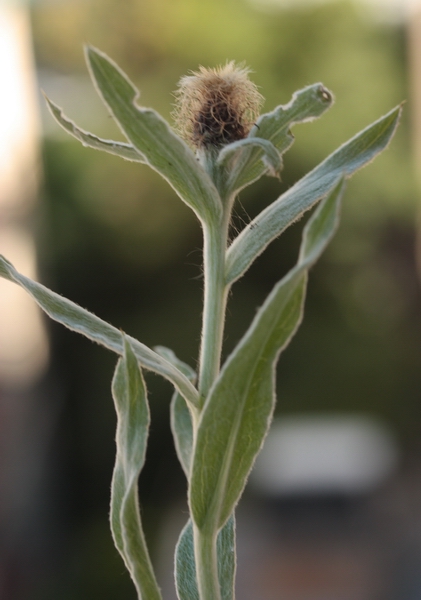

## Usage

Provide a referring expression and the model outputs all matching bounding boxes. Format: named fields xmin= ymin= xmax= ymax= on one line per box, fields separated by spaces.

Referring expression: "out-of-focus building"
xmin=236 ymin=414 xmax=399 ymax=600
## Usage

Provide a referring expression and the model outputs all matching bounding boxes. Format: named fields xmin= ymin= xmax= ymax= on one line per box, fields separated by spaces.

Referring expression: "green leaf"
xmin=153 ymin=346 xmax=196 ymax=382
xmin=153 ymin=346 xmax=197 ymax=477
xmin=189 ymin=179 xmax=345 ymax=531
xmin=45 ymin=94 xmax=146 ymax=162
xmin=217 ymin=137 xmax=282 ymax=194
xmin=0 ymin=255 xmax=199 ymax=409
xmin=224 ymin=83 xmax=334 ymax=195
xmin=110 ymin=336 xmax=161 ymax=600
xmin=225 ymin=105 xmax=402 ymax=285
xmin=171 ymin=392 xmax=194 ymax=477
xmin=85 ymin=46 xmax=222 ymax=226
xmin=175 ymin=516 xmax=236 ymax=600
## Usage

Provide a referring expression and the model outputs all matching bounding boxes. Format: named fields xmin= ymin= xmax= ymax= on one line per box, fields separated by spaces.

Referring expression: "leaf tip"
xmin=387 ymin=103 xmax=404 ymax=128
xmin=309 ymin=83 xmax=335 ymax=109
xmin=84 ymin=43 xmax=98 ymax=60
xmin=43 ymin=92 xmax=60 ymax=118
xmin=84 ymin=44 xmax=108 ymax=75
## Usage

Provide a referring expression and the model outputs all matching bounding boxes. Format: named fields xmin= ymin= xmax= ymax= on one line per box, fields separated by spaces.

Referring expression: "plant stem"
xmin=197 ymin=149 xmax=230 ymax=403
xmin=193 ymin=522 xmax=221 ymax=600
xmin=198 ymin=218 xmax=228 ymax=401
xmin=195 ymin=152 xmax=232 ymax=599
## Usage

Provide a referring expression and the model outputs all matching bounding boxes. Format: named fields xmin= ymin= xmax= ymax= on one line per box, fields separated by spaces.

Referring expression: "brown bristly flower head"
xmin=173 ymin=61 xmax=263 ymax=149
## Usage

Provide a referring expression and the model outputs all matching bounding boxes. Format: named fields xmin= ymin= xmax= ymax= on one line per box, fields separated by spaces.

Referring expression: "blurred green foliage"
xmin=29 ymin=0 xmax=420 ymax=598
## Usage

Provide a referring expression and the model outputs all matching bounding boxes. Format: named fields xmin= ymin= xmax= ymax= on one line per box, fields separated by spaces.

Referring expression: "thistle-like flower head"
xmin=173 ymin=61 xmax=263 ymax=149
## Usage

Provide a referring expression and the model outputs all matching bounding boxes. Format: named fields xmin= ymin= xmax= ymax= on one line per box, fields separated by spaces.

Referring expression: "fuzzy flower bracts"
xmin=173 ymin=61 xmax=263 ymax=149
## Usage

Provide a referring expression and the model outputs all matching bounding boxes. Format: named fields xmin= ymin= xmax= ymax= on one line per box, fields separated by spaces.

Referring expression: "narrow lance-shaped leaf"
xmin=175 ymin=516 xmax=236 ymax=600
xmin=85 ymin=46 xmax=222 ymax=226
xmin=190 ymin=179 xmax=345 ymax=531
xmin=223 ymin=83 xmax=334 ymax=195
xmin=45 ymin=95 xmax=146 ymax=162
xmin=217 ymin=137 xmax=282 ymax=190
xmin=171 ymin=393 xmax=194 ymax=478
xmin=225 ymin=105 xmax=402 ymax=285
xmin=110 ymin=336 xmax=161 ymax=600
xmin=151 ymin=349 xmax=236 ymax=600
xmin=154 ymin=346 xmax=197 ymax=477
xmin=0 ymin=255 xmax=199 ymax=410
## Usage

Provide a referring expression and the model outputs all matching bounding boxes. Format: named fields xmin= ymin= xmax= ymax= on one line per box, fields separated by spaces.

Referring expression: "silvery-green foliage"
xmin=189 ymin=179 xmax=345 ymax=533
xmin=0 ymin=254 xmax=199 ymax=410
xmin=111 ymin=336 xmax=161 ymax=600
xmin=175 ymin=516 xmax=236 ymax=600
xmin=0 ymin=46 xmax=401 ymax=600
xmin=155 ymin=345 xmax=196 ymax=476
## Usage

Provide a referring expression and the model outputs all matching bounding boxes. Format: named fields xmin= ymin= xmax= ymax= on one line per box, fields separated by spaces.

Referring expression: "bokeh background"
xmin=1 ymin=0 xmax=421 ymax=598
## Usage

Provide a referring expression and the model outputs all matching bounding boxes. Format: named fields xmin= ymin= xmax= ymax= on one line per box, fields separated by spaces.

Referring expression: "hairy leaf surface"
xmin=217 ymin=137 xmax=282 ymax=193
xmin=154 ymin=346 xmax=197 ymax=476
xmin=0 ymin=255 xmax=199 ymax=409
xmin=86 ymin=46 xmax=222 ymax=225
xmin=45 ymin=95 xmax=145 ymax=162
xmin=190 ymin=179 xmax=345 ymax=531
xmin=111 ymin=336 xmax=161 ymax=600
xmin=175 ymin=517 xmax=236 ymax=600
xmin=226 ymin=105 xmax=401 ymax=284
xmin=224 ymin=83 xmax=334 ymax=195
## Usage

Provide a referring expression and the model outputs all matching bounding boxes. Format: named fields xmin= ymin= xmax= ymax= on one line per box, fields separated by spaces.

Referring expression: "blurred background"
xmin=0 ymin=0 xmax=421 ymax=598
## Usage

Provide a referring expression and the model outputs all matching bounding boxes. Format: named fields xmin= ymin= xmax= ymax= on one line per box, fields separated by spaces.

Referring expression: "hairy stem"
xmin=197 ymin=149 xmax=230 ymax=402
xmin=194 ymin=523 xmax=221 ymax=600
xmin=195 ymin=152 xmax=232 ymax=598
xmin=198 ymin=219 xmax=229 ymax=401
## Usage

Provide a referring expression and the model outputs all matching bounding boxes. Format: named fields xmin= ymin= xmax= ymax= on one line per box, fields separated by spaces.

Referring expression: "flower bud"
xmin=173 ymin=61 xmax=263 ymax=149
